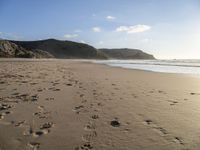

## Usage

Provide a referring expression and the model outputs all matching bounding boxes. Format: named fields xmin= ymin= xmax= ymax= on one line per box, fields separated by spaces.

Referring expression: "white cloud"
xmin=64 ymin=34 xmax=78 ymax=39
xmin=106 ymin=16 xmax=116 ymax=20
xmin=98 ymin=41 xmax=104 ymax=45
xmin=116 ymin=24 xmax=151 ymax=34
xmin=80 ymin=40 xmax=86 ymax=44
xmin=92 ymin=27 xmax=101 ymax=32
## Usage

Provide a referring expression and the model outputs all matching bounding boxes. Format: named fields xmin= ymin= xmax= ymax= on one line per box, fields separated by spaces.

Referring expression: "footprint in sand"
xmin=84 ymin=122 xmax=96 ymax=131
xmin=52 ymin=82 xmax=59 ymax=86
xmin=48 ymin=87 xmax=60 ymax=91
xmin=34 ymin=111 xmax=51 ymax=119
xmin=13 ymin=120 xmax=26 ymax=127
xmin=0 ymin=81 xmax=6 ymax=84
xmin=16 ymin=94 xmax=38 ymax=102
xmin=45 ymin=97 xmax=55 ymax=101
xmin=32 ymin=129 xmax=49 ymax=137
xmin=53 ymin=88 xmax=61 ymax=91
xmin=80 ymin=94 xmax=84 ymax=98
xmin=28 ymin=142 xmax=40 ymax=150
xmin=92 ymin=91 xmax=97 ymax=96
xmin=167 ymin=100 xmax=178 ymax=106
xmin=24 ymin=124 xmax=50 ymax=137
xmin=158 ymin=90 xmax=166 ymax=94
xmin=82 ymin=131 xmax=97 ymax=142
xmin=0 ymin=103 xmax=12 ymax=111
xmin=0 ymin=110 xmax=13 ymax=120
xmin=144 ymin=119 xmax=168 ymax=135
xmin=31 ymin=95 xmax=38 ymax=102
xmin=81 ymin=100 xmax=87 ymax=103
xmin=190 ymin=92 xmax=200 ymax=95
xmin=173 ymin=137 xmax=184 ymax=145
xmin=91 ymin=114 xmax=99 ymax=120
xmin=40 ymin=122 xmax=54 ymax=130
xmin=97 ymin=102 xmax=103 ymax=106
xmin=34 ymin=105 xmax=51 ymax=119
xmin=30 ymin=82 xmax=38 ymax=85
xmin=65 ymin=83 xmax=73 ymax=86
xmin=110 ymin=119 xmax=121 ymax=127
xmin=37 ymin=88 xmax=43 ymax=92
xmin=74 ymin=143 xmax=93 ymax=150
xmin=73 ymin=105 xmax=84 ymax=114
xmin=144 ymin=119 xmax=185 ymax=145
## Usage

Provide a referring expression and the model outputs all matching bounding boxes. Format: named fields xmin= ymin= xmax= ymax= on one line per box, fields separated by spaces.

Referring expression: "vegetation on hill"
xmin=0 ymin=39 xmax=155 ymax=59
xmin=11 ymin=39 xmax=107 ymax=59
xmin=99 ymin=48 xmax=155 ymax=59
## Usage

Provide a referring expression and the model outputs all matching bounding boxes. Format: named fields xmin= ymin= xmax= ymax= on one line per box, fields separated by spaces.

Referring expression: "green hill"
xmin=11 ymin=39 xmax=107 ymax=59
xmin=99 ymin=48 xmax=155 ymax=59
xmin=0 ymin=39 xmax=155 ymax=59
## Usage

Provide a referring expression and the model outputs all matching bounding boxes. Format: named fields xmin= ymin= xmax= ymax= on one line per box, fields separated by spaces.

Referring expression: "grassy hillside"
xmin=0 ymin=39 xmax=155 ymax=59
xmin=11 ymin=39 xmax=107 ymax=59
xmin=99 ymin=48 xmax=155 ymax=59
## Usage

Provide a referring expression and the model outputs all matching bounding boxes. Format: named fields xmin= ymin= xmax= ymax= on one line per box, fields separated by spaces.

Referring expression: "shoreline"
xmin=0 ymin=60 xmax=200 ymax=150
xmin=1 ymin=58 xmax=200 ymax=78
xmin=96 ymin=62 xmax=200 ymax=78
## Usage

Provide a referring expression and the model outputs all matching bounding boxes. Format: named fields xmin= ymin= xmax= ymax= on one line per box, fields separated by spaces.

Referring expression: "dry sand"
xmin=0 ymin=59 xmax=200 ymax=150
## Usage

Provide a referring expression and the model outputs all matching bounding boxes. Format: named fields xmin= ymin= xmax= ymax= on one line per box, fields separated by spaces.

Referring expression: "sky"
xmin=0 ymin=0 xmax=200 ymax=59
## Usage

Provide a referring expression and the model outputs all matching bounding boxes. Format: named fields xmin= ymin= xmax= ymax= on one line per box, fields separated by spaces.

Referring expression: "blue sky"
xmin=0 ymin=0 xmax=200 ymax=59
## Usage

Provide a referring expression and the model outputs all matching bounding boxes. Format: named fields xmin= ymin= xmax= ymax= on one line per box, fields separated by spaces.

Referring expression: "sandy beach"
xmin=0 ymin=59 xmax=200 ymax=150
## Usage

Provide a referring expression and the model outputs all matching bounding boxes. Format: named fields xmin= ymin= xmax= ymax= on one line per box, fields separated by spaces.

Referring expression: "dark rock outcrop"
xmin=0 ymin=40 xmax=54 ymax=58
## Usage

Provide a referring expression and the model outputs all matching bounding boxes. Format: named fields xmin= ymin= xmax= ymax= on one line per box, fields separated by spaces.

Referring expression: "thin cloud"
xmin=0 ymin=32 xmax=23 ymax=40
xmin=116 ymin=25 xmax=151 ymax=34
xmin=106 ymin=16 xmax=116 ymax=20
xmin=98 ymin=41 xmax=104 ymax=45
xmin=80 ymin=40 xmax=86 ymax=44
xmin=63 ymin=34 xmax=78 ymax=39
xmin=92 ymin=27 xmax=101 ymax=32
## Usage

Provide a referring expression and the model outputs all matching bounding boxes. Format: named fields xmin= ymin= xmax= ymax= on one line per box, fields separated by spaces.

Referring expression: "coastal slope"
xmin=0 ymin=39 xmax=155 ymax=59
xmin=100 ymin=48 xmax=155 ymax=59
xmin=11 ymin=39 xmax=107 ymax=59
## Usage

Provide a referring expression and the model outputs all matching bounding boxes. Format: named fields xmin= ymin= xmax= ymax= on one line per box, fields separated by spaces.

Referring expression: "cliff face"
xmin=0 ymin=40 xmax=54 ymax=58
xmin=0 ymin=40 xmax=36 ymax=58
xmin=99 ymin=48 xmax=155 ymax=59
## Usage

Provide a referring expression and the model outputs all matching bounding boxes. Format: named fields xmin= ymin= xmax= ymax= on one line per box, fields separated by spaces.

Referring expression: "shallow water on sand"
xmin=96 ymin=59 xmax=200 ymax=75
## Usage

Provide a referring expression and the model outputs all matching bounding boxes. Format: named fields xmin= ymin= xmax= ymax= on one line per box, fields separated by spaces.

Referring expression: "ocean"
xmin=95 ymin=59 xmax=200 ymax=75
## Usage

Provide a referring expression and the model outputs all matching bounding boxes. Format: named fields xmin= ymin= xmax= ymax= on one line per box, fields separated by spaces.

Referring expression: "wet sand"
xmin=0 ymin=59 xmax=200 ymax=150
